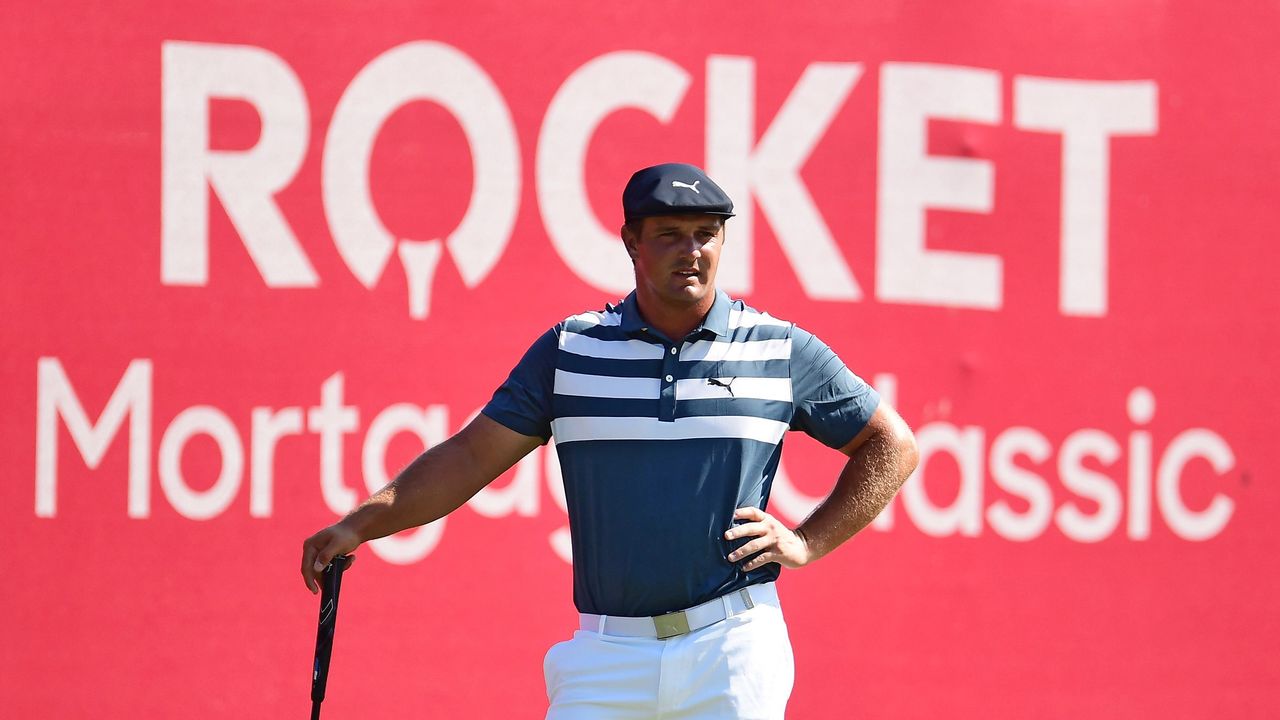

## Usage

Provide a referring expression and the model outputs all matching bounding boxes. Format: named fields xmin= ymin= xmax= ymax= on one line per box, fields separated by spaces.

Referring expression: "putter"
xmin=310 ymin=555 xmax=352 ymax=720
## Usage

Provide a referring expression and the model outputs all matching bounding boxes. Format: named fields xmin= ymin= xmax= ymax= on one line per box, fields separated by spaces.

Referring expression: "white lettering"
xmin=877 ymin=63 xmax=1002 ymax=309
xmin=307 ymin=373 xmax=360 ymax=514
xmin=1014 ymin=76 xmax=1158 ymax=316
xmin=537 ymin=51 xmax=691 ymax=294
xmin=36 ymin=358 xmax=152 ymax=518
xmin=706 ymin=56 xmax=863 ymax=299
xmin=1126 ymin=387 xmax=1156 ymax=539
xmin=1157 ymin=430 xmax=1235 ymax=541
xmin=32 ymin=362 xmax=1240 ymax=550
xmin=323 ymin=41 xmax=520 ymax=319
xmin=249 ymin=406 xmax=303 ymax=518
xmin=1056 ymin=429 xmax=1122 ymax=542
xmin=158 ymin=406 xmax=244 ymax=520
xmin=986 ymin=427 xmax=1053 ymax=541
xmin=160 ymin=41 xmax=317 ymax=287
xmin=900 ymin=423 xmax=985 ymax=537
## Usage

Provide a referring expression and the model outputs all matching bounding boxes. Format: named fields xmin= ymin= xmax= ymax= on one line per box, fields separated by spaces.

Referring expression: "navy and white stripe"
xmin=551 ymin=296 xmax=794 ymax=444
xmin=481 ymin=289 xmax=879 ymax=617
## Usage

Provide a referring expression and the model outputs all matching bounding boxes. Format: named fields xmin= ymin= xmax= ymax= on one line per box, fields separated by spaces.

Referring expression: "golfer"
xmin=301 ymin=162 xmax=919 ymax=719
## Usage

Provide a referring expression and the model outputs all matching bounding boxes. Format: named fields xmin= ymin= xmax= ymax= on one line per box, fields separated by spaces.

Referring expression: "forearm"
xmin=794 ymin=423 xmax=918 ymax=561
xmin=338 ymin=434 xmax=494 ymax=542
xmin=300 ymin=414 xmax=541 ymax=592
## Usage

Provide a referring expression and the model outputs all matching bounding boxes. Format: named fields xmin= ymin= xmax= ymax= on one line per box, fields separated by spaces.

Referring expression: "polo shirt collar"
xmin=618 ymin=289 xmax=732 ymax=339
xmin=701 ymin=289 xmax=732 ymax=337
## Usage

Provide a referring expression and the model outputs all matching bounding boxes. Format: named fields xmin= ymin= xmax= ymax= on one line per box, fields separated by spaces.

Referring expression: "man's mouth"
xmin=673 ymin=268 xmax=700 ymax=279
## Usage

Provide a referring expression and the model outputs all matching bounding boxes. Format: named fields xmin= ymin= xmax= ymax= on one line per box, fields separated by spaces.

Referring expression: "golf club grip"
xmin=310 ymin=555 xmax=351 ymax=705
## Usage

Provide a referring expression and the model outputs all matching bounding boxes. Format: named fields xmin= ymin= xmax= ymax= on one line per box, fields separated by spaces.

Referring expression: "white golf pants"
xmin=544 ymin=584 xmax=794 ymax=719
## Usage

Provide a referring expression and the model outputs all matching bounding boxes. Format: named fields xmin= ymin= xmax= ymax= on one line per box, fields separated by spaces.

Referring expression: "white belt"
xmin=580 ymin=583 xmax=773 ymax=640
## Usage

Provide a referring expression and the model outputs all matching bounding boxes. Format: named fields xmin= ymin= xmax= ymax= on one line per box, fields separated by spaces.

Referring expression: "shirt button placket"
xmin=659 ymin=344 xmax=678 ymax=422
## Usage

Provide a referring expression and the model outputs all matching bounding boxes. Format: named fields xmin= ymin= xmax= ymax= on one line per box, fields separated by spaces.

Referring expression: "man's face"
xmin=623 ymin=214 xmax=725 ymax=308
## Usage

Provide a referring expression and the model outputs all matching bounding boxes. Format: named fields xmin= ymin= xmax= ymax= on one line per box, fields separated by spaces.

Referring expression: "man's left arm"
xmin=726 ymin=403 xmax=918 ymax=570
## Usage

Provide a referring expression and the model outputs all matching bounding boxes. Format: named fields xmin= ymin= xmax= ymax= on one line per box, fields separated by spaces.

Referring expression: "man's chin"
xmin=666 ymin=284 xmax=709 ymax=304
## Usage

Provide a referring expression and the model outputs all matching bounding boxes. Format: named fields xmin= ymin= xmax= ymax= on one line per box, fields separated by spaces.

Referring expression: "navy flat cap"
xmin=622 ymin=163 xmax=735 ymax=221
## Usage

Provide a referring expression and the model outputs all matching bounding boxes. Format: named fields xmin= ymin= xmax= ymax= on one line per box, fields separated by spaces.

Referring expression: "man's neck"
xmin=633 ymin=290 xmax=715 ymax=341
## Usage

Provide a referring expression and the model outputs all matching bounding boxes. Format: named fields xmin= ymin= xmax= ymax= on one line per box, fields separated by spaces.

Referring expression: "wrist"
xmin=794 ymin=526 xmax=821 ymax=564
xmin=336 ymin=515 xmax=369 ymax=544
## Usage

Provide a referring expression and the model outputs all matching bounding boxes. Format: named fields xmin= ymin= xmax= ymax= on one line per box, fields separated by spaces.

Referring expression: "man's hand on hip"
xmin=724 ymin=506 xmax=814 ymax=571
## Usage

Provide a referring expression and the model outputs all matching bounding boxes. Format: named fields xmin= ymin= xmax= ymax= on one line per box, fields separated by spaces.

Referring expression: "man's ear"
xmin=620 ymin=223 xmax=639 ymax=261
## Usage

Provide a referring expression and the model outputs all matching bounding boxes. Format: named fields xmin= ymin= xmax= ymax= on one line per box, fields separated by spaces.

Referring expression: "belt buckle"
xmin=654 ymin=610 xmax=691 ymax=639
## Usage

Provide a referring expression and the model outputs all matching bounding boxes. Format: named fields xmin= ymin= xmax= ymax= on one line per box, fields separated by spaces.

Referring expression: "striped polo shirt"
xmin=482 ymin=289 xmax=879 ymax=617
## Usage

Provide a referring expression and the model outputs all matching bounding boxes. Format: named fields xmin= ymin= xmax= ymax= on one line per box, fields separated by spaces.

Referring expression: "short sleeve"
xmin=789 ymin=326 xmax=881 ymax=449
xmin=481 ymin=327 xmax=559 ymax=441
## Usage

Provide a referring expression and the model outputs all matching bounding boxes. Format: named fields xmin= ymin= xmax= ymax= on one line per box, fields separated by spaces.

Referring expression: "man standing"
xmin=301 ymin=163 xmax=919 ymax=719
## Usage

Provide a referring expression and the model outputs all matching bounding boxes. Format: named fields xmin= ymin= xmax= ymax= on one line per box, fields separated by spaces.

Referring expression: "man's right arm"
xmin=300 ymin=413 xmax=543 ymax=593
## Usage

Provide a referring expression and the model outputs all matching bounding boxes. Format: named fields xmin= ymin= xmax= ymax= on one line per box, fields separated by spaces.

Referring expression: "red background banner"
xmin=4 ymin=1 xmax=1278 ymax=717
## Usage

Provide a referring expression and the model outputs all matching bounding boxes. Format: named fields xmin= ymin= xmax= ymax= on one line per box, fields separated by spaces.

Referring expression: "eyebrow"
xmin=651 ymin=222 xmax=723 ymax=232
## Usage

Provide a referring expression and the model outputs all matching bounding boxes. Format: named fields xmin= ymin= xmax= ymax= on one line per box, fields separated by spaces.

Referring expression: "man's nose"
xmin=679 ymin=234 xmax=701 ymax=258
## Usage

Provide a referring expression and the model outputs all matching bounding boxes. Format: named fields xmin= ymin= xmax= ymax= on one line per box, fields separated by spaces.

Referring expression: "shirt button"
xmin=664 ymin=374 xmax=674 ymax=382
xmin=669 ymin=347 xmax=677 ymax=355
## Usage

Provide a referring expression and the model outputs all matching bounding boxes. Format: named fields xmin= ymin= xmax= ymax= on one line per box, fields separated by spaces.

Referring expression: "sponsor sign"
xmin=3 ymin=2 xmax=1277 ymax=717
